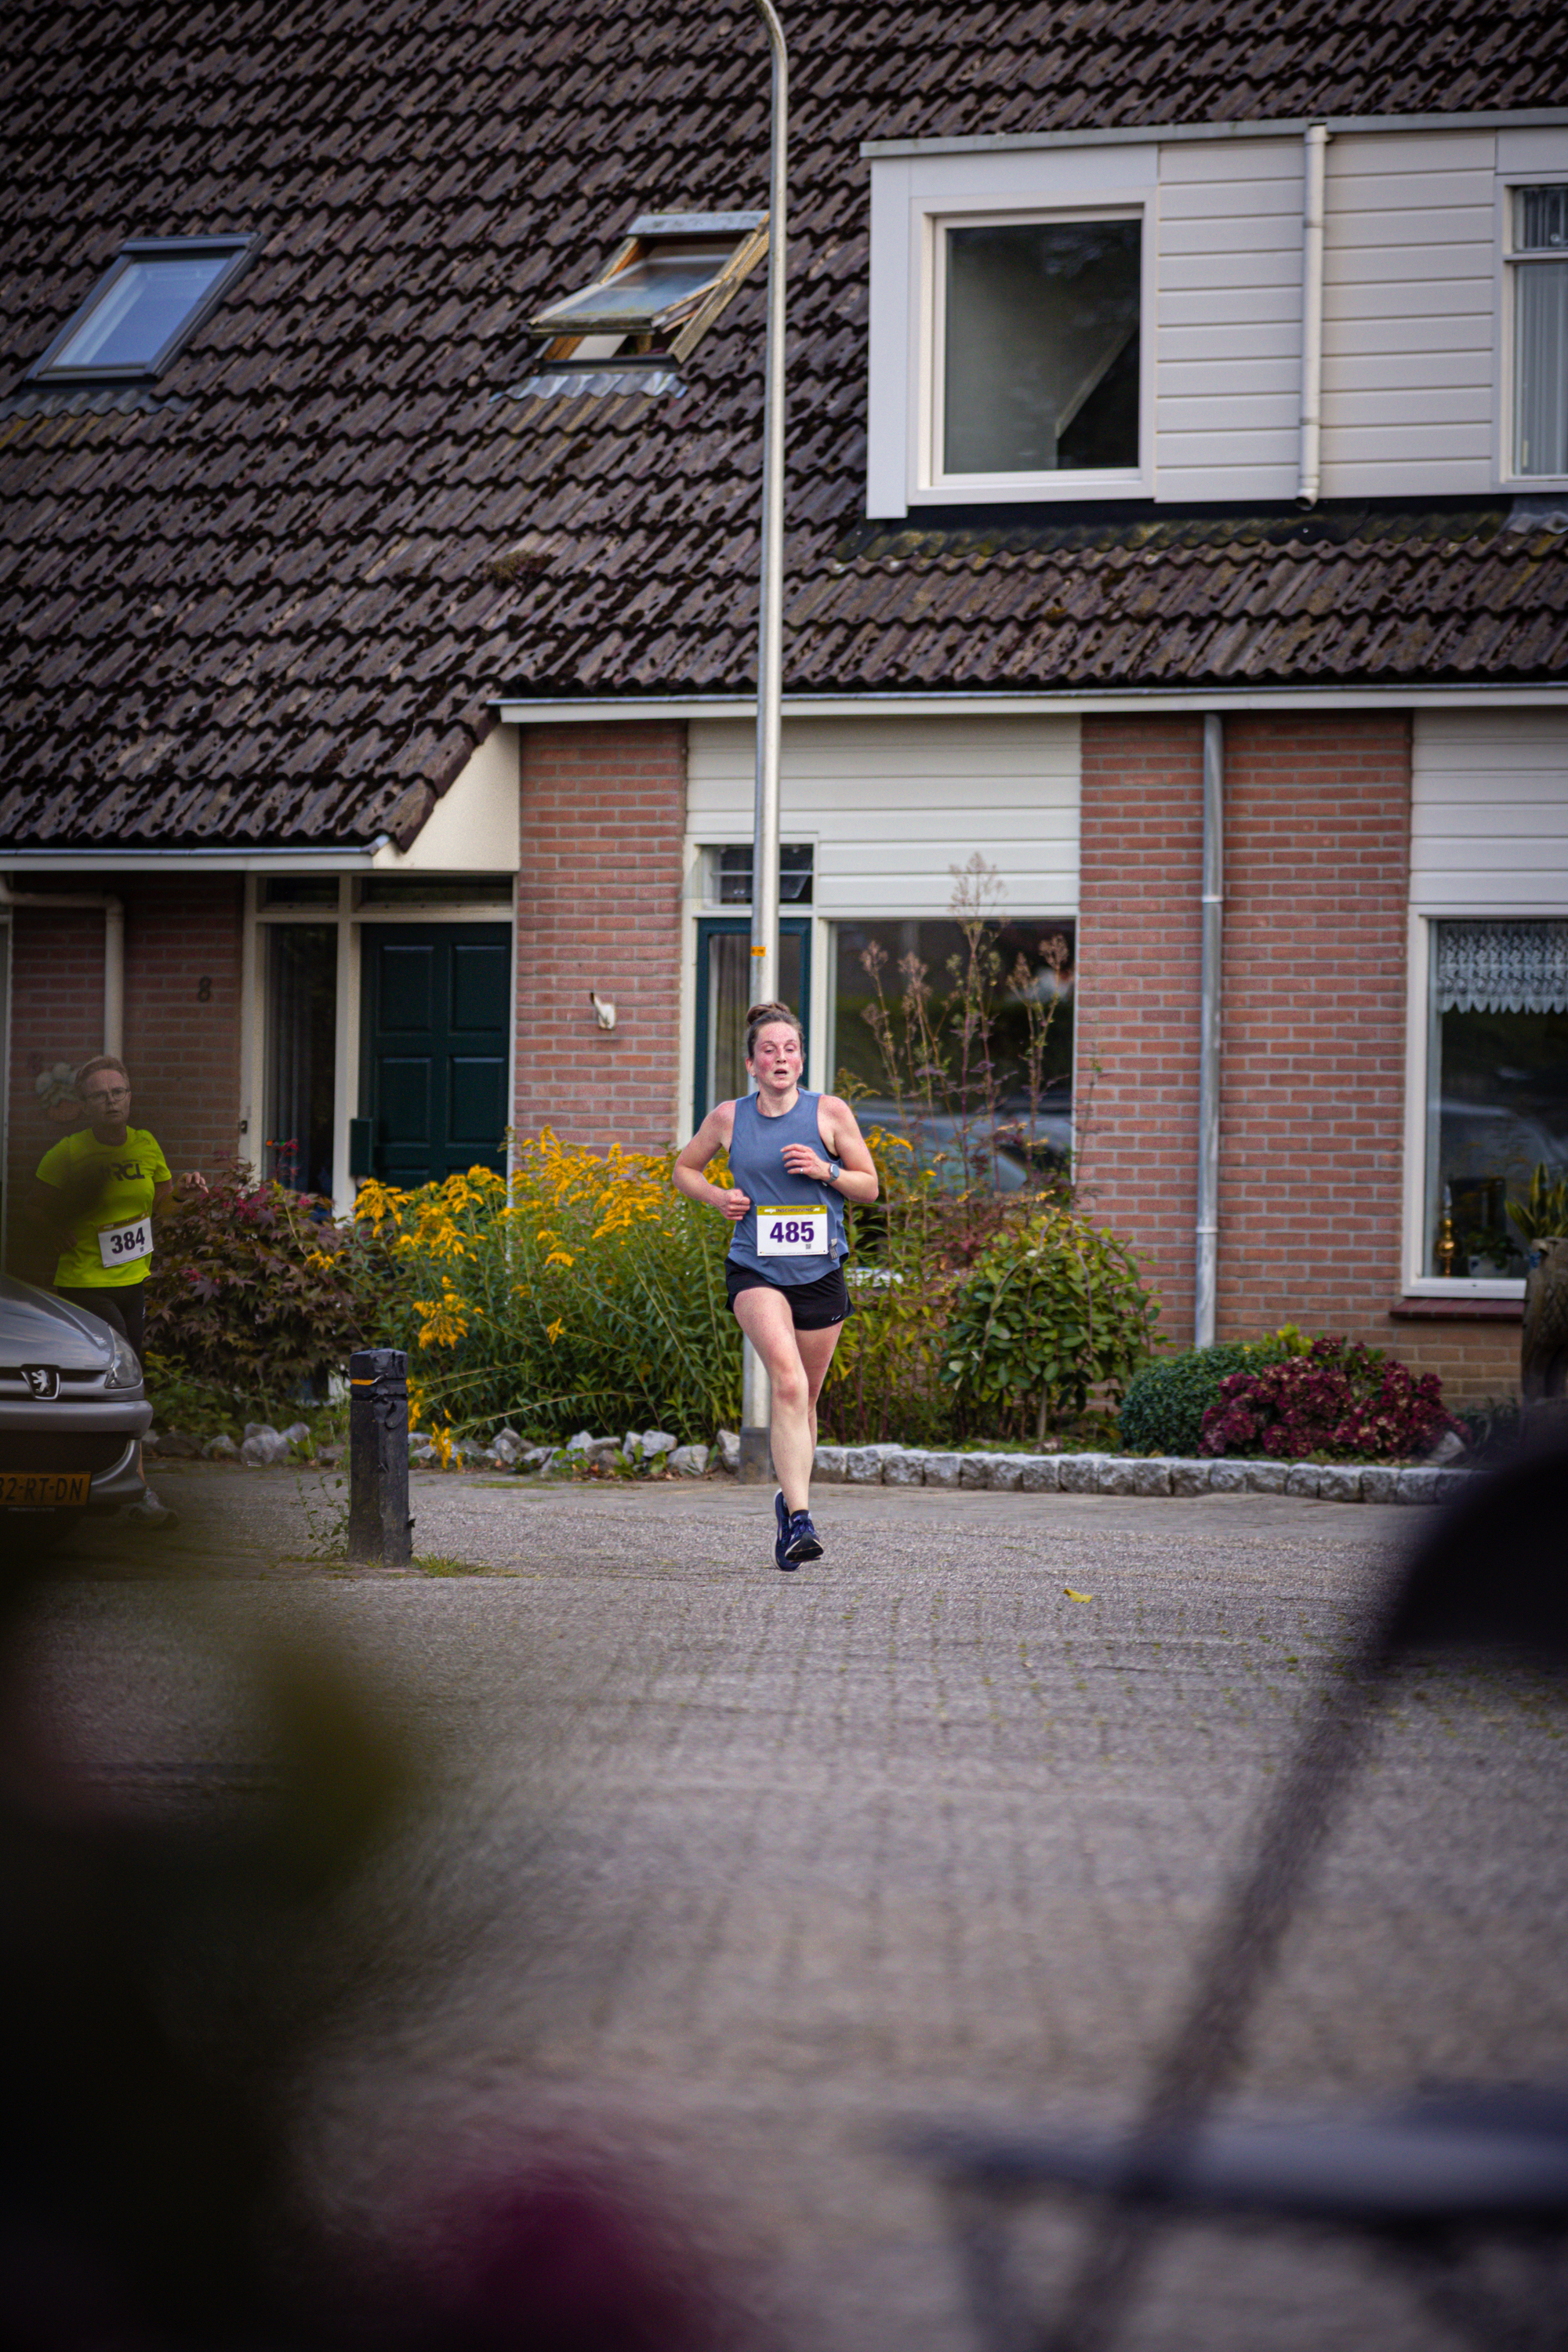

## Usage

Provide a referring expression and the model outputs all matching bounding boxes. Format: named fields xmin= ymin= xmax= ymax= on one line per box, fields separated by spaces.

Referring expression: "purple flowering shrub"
xmin=1198 ymin=1336 xmax=1455 ymax=1462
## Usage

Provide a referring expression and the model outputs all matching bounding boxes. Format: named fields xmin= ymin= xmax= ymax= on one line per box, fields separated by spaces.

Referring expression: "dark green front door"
xmin=360 ymin=924 xmax=510 ymax=1185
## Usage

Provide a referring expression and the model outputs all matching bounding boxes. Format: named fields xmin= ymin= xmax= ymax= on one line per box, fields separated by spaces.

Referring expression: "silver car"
xmin=0 ymin=1275 xmax=153 ymax=1544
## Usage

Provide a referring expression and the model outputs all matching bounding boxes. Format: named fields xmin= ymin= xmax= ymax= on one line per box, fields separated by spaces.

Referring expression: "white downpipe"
xmin=742 ymin=0 xmax=789 ymax=1459
xmin=1297 ymin=122 xmax=1329 ymax=509
xmin=0 ymin=875 xmax=125 ymax=1058
xmin=1194 ymin=714 xmax=1224 ymax=1348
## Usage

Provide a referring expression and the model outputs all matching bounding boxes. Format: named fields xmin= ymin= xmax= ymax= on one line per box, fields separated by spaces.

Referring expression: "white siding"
xmin=1410 ymin=709 xmax=1568 ymax=913
xmin=1156 ymin=139 xmax=1303 ymax=503
xmin=687 ymin=716 xmax=1080 ymax=916
xmin=1320 ymin=131 xmax=1497 ymax=499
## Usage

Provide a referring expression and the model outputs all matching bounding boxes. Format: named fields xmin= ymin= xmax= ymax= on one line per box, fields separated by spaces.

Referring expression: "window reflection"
xmin=1426 ymin=920 xmax=1568 ymax=1276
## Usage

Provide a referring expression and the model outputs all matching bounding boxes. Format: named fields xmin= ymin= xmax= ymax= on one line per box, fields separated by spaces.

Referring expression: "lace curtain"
xmin=1435 ymin=919 xmax=1568 ymax=1015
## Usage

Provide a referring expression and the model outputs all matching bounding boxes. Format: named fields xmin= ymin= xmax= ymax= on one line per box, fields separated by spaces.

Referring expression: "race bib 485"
xmin=756 ymin=1207 xmax=828 ymax=1259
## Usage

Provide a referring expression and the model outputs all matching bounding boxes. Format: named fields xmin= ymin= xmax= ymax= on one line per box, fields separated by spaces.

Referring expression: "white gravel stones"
xmin=203 ymin=1433 xmax=241 ymax=1461
xmin=623 ymin=1428 xmax=677 ymax=1462
xmin=715 ymin=1428 xmax=741 ymax=1475
xmin=795 ymin=1440 xmax=1467 ymax=1504
xmin=239 ymin=1425 xmax=290 ymax=1466
xmin=1058 ymin=1454 xmax=1111 ymax=1493
xmin=490 ymin=1428 xmax=525 ymax=1466
xmin=668 ymin=1443 xmax=709 ymax=1475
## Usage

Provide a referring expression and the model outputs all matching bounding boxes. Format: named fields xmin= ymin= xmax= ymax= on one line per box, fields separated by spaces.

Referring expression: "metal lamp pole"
xmin=739 ymin=0 xmax=788 ymax=1470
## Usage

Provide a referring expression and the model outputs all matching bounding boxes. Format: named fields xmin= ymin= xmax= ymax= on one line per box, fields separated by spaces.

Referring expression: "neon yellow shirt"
xmin=36 ymin=1125 xmax=171 ymax=1289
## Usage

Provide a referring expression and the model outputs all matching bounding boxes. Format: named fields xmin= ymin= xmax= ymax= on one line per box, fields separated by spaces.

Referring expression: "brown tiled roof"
xmin=2 ymin=2 xmax=1566 ymax=848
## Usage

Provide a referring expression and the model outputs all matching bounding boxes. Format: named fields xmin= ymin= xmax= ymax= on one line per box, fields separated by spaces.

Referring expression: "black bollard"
xmin=347 ymin=1347 xmax=414 ymax=1567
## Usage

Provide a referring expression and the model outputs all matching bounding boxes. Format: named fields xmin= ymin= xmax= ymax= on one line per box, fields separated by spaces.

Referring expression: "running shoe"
xmin=783 ymin=1508 xmax=823 ymax=1564
xmin=773 ymin=1488 xmax=797 ymax=1572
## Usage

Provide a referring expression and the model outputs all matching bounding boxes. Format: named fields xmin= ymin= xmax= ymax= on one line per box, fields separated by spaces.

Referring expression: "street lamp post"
xmin=739 ymin=0 xmax=788 ymax=1472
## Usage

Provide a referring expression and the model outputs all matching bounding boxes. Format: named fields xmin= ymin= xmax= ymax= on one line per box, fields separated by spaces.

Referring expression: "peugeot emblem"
xmin=22 ymin=1365 xmax=60 ymax=1401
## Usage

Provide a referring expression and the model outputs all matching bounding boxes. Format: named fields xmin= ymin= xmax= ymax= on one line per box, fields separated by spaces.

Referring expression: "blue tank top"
xmin=725 ymin=1088 xmax=847 ymax=1284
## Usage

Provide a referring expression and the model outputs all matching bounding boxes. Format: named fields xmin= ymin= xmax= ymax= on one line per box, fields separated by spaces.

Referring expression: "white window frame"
xmin=1495 ymin=169 xmax=1568 ymax=492
xmin=1399 ymin=906 xmax=1568 ymax=1299
xmin=916 ymin=202 xmax=1155 ymax=503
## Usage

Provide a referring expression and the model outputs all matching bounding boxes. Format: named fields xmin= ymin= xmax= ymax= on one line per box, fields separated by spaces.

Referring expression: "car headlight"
xmin=104 ymin=1333 xmax=143 ymax=1390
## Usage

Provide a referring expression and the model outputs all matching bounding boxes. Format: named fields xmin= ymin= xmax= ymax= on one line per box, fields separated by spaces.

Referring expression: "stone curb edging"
xmin=809 ymin=1443 xmax=1470 ymax=1506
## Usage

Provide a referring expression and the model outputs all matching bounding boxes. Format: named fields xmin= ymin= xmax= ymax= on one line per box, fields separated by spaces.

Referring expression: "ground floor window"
xmin=693 ymin=916 xmax=811 ymax=1126
xmin=1425 ymin=918 xmax=1568 ymax=1276
xmin=833 ymin=916 xmax=1074 ymax=1189
xmin=264 ymin=924 xmax=336 ymax=1195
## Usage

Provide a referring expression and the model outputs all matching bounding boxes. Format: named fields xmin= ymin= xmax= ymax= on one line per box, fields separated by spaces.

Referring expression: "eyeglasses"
xmin=82 ymin=1085 xmax=130 ymax=1105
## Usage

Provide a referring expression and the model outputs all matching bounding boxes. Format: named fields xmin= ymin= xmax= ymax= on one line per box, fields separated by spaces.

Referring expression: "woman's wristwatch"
xmin=824 ymin=1159 xmax=843 ymax=1188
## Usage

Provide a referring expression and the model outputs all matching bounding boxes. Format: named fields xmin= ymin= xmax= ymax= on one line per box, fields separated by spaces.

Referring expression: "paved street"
xmin=24 ymin=1467 xmax=1568 ymax=2350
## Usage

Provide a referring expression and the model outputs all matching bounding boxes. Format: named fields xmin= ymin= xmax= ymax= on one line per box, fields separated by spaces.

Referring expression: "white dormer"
xmin=863 ymin=112 xmax=1568 ymax=516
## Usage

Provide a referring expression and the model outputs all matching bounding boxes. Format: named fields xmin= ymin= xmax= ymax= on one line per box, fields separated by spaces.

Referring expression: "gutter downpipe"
xmin=1195 ymin=714 xmax=1223 ymax=1348
xmin=740 ymin=0 xmax=789 ymax=1469
xmin=0 ymin=875 xmax=124 ymax=1057
xmin=1297 ymin=122 xmax=1329 ymax=509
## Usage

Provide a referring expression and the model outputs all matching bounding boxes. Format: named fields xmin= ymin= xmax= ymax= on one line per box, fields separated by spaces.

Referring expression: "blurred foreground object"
xmin=912 ymin=1443 xmax=1568 ymax=2352
xmin=0 ymin=1568 xmax=737 ymax=2350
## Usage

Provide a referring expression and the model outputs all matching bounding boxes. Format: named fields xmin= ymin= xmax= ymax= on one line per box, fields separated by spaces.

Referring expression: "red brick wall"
xmin=1217 ymin=710 xmax=1410 ymax=1345
xmin=1079 ymin=710 xmax=1515 ymax=1401
xmin=5 ymin=878 xmax=243 ymax=1257
xmin=515 ymin=720 xmax=685 ymax=1152
xmin=1077 ymin=714 xmax=1206 ymax=1346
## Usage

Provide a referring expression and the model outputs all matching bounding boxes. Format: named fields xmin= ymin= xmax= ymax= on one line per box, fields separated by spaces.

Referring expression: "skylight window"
xmin=27 ymin=235 xmax=254 ymax=383
xmin=528 ymin=212 xmax=767 ymax=363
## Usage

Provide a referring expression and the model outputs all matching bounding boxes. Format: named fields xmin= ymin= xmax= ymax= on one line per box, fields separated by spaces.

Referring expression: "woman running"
xmin=674 ymin=1000 xmax=878 ymax=1571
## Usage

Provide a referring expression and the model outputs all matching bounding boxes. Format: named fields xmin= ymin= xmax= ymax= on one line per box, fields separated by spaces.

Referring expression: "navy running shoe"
xmin=773 ymin=1489 xmax=797 ymax=1572
xmin=784 ymin=1508 xmax=823 ymax=1564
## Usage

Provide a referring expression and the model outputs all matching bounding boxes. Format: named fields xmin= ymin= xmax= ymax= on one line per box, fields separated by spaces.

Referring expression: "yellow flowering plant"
xmin=354 ymin=1131 xmax=740 ymax=1441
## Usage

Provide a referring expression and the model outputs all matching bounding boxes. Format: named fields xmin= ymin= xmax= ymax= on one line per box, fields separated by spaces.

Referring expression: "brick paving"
xmin=37 ymin=1469 xmax=1568 ymax=2349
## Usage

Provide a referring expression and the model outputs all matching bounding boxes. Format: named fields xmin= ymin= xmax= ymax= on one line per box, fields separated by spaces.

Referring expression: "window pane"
xmin=539 ymin=241 xmax=732 ymax=328
xmin=266 ymin=926 xmax=337 ymax=1196
xmin=834 ymin=918 xmax=1074 ymax=1189
xmin=1426 ymin=920 xmax=1568 ymax=1276
xmin=56 ymin=253 xmax=230 ymax=370
xmin=1517 ymin=185 xmax=1568 ymax=252
xmin=713 ymin=843 xmax=814 ymax=905
xmin=706 ymin=931 xmax=803 ymax=1111
xmin=944 ymin=220 xmax=1140 ymax=475
xmin=1515 ymin=258 xmax=1568 ymax=477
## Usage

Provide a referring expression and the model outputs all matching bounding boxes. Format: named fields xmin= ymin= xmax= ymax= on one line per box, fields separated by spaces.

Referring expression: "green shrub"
xmin=938 ymin=1205 xmax=1160 ymax=1441
xmin=1118 ymin=1328 xmax=1307 ymax=1456
xmin=145 ymin=1168 xmax=369 ymax=1398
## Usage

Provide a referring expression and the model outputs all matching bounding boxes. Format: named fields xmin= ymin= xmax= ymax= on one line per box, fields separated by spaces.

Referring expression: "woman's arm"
xmin=780 ymin=1096 xmax=880 ymax=1205
xmin=673 ymin=1104 xmax=750 ymax=1224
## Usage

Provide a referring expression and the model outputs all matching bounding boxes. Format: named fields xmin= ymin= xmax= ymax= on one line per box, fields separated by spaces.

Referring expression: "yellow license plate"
xmin=0 ymin=1472 xmax=92 ymax=1508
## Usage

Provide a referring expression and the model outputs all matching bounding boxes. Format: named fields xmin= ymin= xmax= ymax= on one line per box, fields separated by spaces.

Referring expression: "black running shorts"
xmin=725 ymin=1260 xmax=855 ymax=1330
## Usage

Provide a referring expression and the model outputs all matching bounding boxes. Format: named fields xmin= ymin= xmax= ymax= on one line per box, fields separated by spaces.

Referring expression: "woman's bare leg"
xmin=732 ymin=1287 xmax=817 ymax=1513
xmin=795 ymin=1319 xmax=845 ymax=1468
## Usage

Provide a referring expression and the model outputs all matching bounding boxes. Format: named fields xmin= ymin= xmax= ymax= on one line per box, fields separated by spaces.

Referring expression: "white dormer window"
xmin=1510 ymin=184 xmax=1568 ymax=480
xmin=936 ymin=214 xmax=1142 ymax=482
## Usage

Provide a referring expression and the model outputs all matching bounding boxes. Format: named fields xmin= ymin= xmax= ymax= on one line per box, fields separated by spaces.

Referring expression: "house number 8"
xmin=197 ymin=976 xmax=212 ymax=1001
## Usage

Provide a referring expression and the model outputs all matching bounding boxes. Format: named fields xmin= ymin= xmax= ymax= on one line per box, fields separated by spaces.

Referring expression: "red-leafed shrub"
xmin=145 ymin=1164 xmax=372 ymax=1396
xmin=1198 ymin=1337 xmax=1455 ymax=1462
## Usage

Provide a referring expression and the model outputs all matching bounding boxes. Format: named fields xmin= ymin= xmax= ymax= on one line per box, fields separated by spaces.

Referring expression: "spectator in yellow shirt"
xmin=31 ymin=1055 xmax=173 ymax=1367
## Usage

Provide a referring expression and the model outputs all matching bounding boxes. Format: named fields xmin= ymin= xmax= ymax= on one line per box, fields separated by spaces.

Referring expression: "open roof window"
xmin=527 ymin=212 xmax=767 ymax=366
xmin=26 ymin=234 xmax=254 ymax=384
